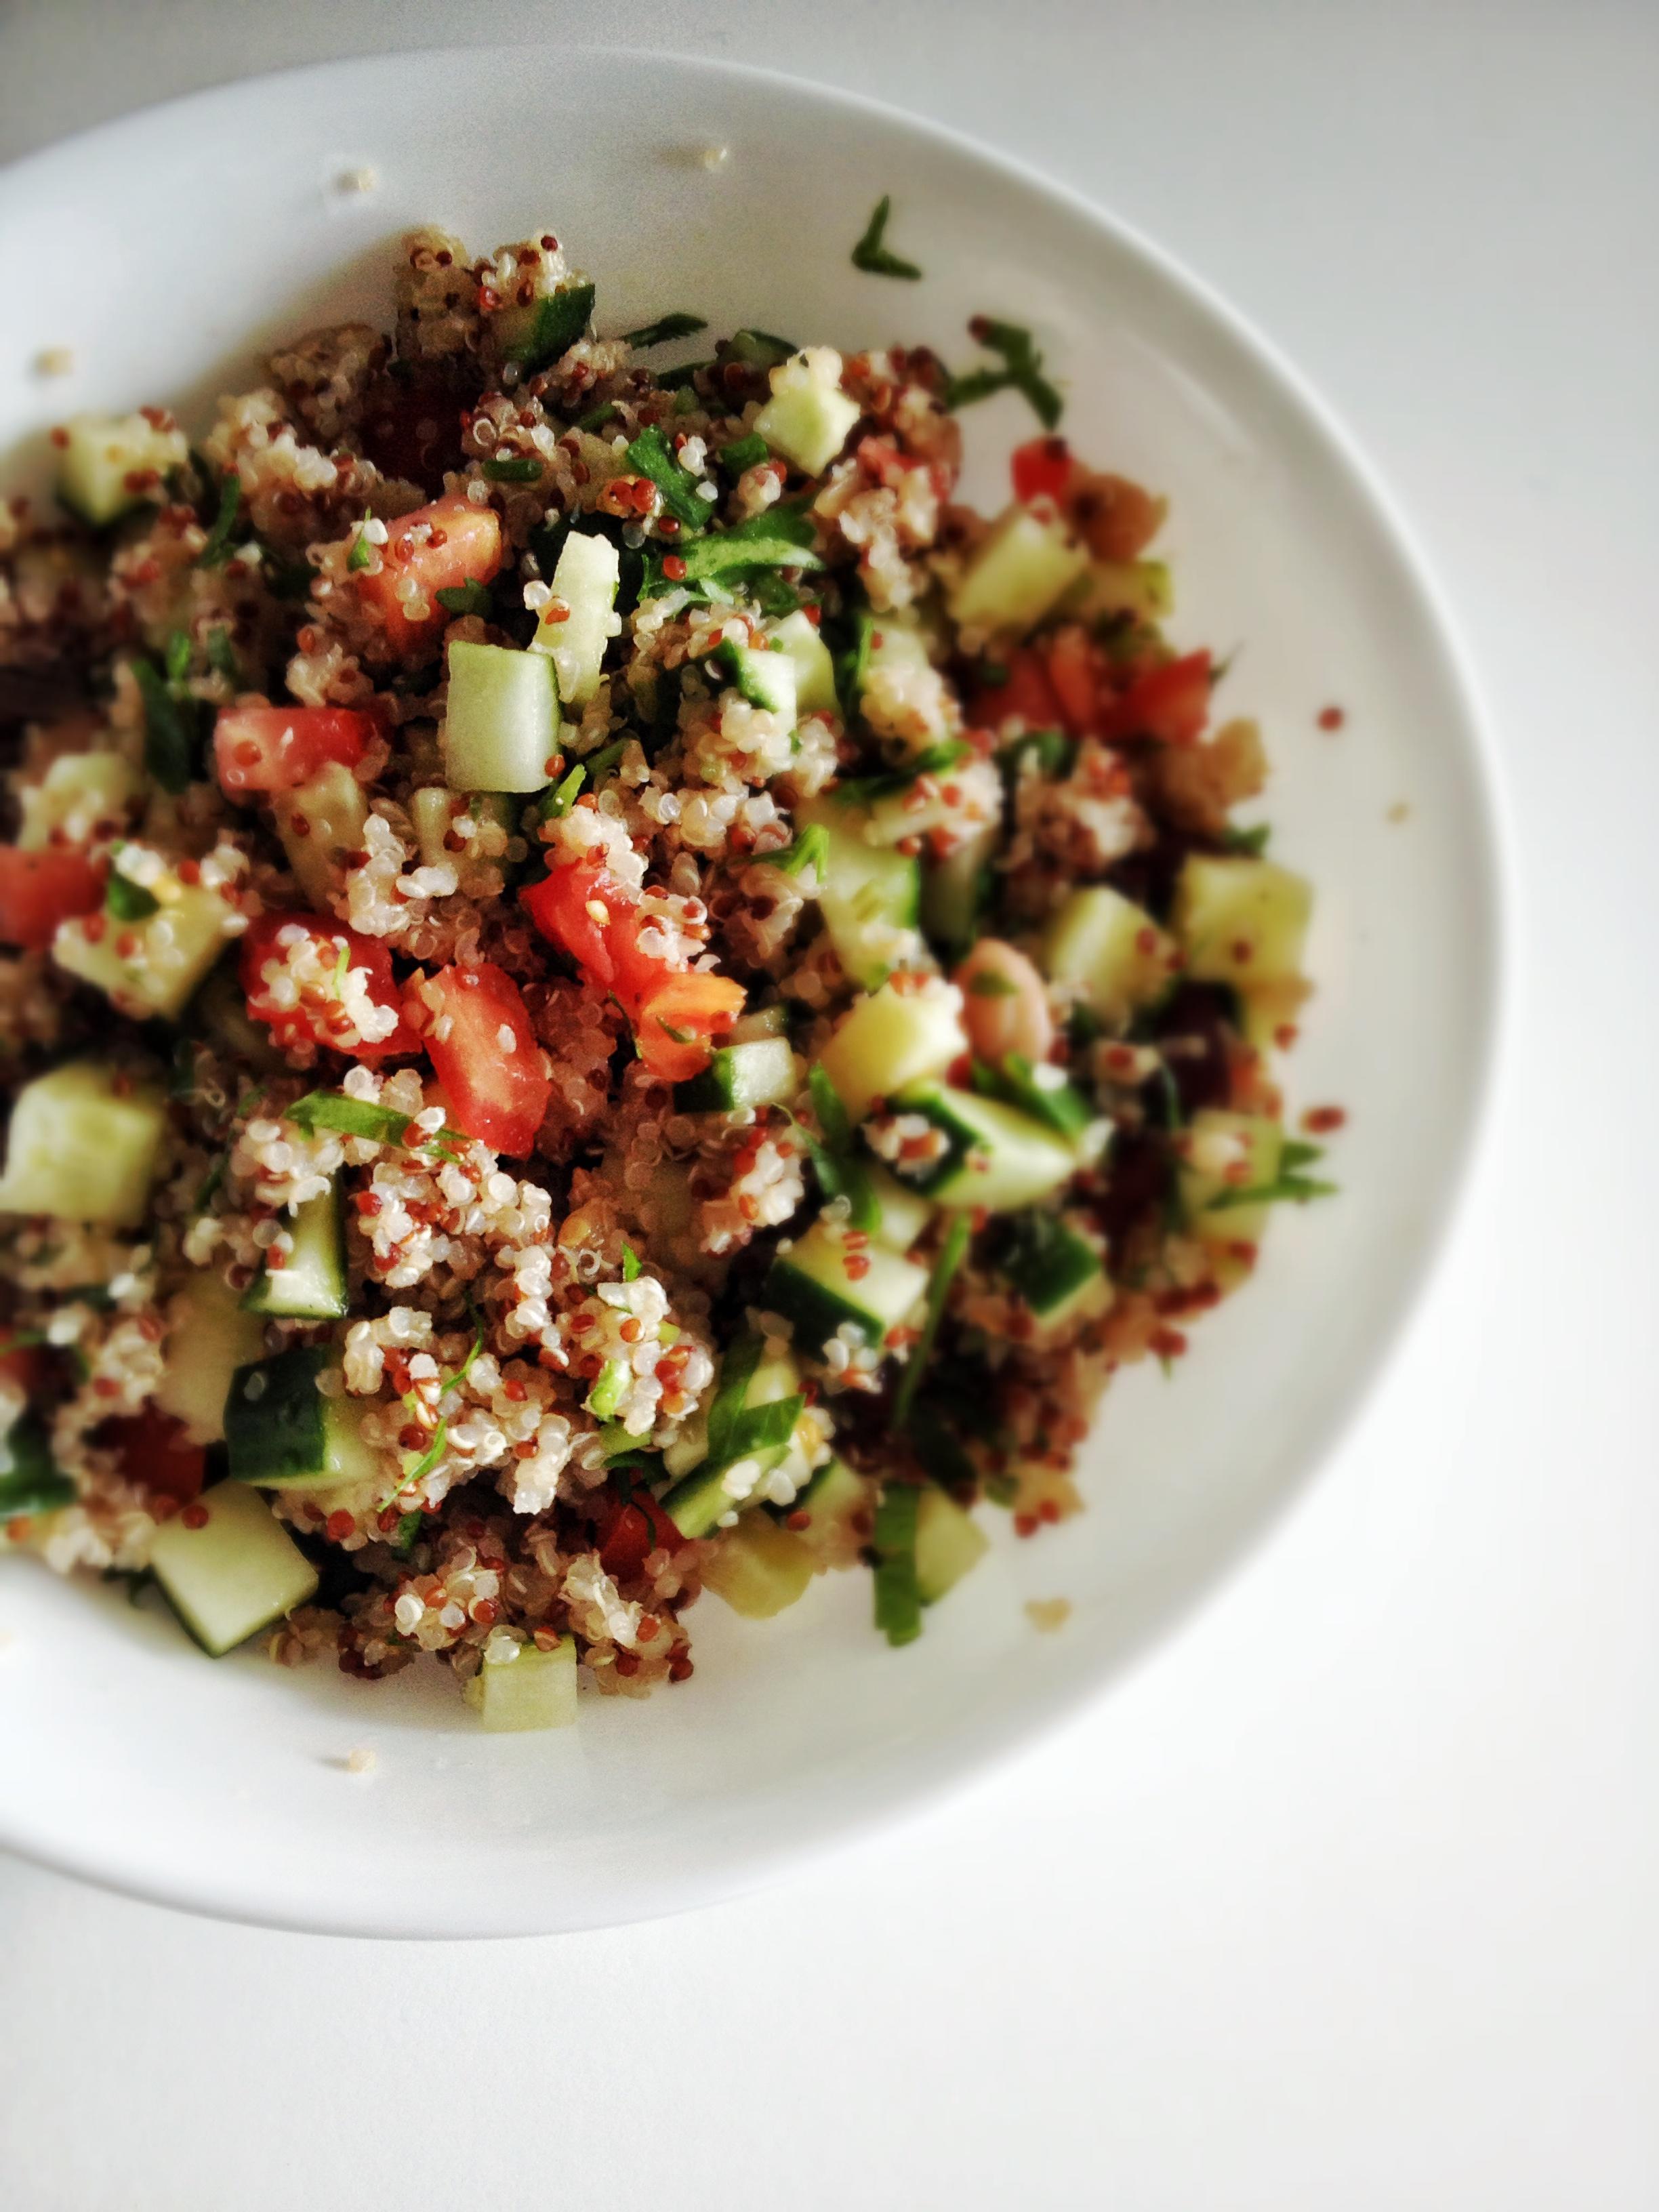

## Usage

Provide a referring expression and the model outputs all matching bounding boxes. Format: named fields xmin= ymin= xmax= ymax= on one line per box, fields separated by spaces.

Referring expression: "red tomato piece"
xmin=419 ymin=961 xmax=550 ymax=1155
xmin=598 ymin=1492 xmax=681 ymax=1580
xmin=355 ymin=495 xmax=504 ymax=658
xmin=1095 ymin=649 xmax=1213 ymax=747
xmin=1044 ymin=625 xmax=1107 ymax=733
xmin=634 ymin=972 xmax=746 ymax=1082
xmin=213 ymin=703 xmax=373 ymax=798
xmin=239 ymin=912 xmax=418 ymax=1061
xmin=519 ymin=861 xmax=619 ymax=991
xmin=104 ymin=1406 xmax=205 ymax=1504
xmin=0 ymin=846 xmax=102 ymax=950
xmin=1011 ymin=435 xmax=1075 ymax=507
xmin=0 ymin=1344 xmax=49 ymax=1398
xmin=970 ymin=645 xmax=1068 ymax=736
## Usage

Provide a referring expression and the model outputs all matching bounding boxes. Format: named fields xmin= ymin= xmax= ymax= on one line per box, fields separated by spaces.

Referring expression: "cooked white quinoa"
xmin=0 ymin=223 xmax=1330 ymax=1713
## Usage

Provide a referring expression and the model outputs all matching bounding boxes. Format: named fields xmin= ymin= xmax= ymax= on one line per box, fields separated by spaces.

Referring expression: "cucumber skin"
xmin=764 ymin=1258 xmax=884 ymax=1354
xmin=225 ymin=1346 xmax=331 ymax=1486
xmin=243 ymin=1183 xmax=348 ymax=1319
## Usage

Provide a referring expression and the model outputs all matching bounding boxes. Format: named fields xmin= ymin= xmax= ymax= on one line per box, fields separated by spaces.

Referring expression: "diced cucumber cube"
xmin=225 ymin=1345 xmax=379 ymax=1492
xmin=764 ymin=1216 xmax=928 ymax=1354
xmin=790 ymin=1455 xmax=876 ymax=1566
xmin=863 ymin=755 xmax=1000 ymax=849
xmin=443 ymin=640 xmax=559 ymax=793
xmin=859 ymin=617 xmax=957 ymax=760
xmin=155 ymin=1267 xmax=268 ymax=1445
xmin=466 ymin=1635 xmax=578 ymax=1731
xmin=148 ymin=1481 xmax=320 ymax=1657
xmin=893 ymin=1082 xmax=1080 ymax=1212
xmin=921 ymin=824 xmax=997 ymax=956
xmin=271 ymin=761 xmax=368 ymax=911
xmin=769 ymin=609 xmax=839 ymax=716
xmin=797 ymin=797 xmax=923 ymax=991
xmin=661 ymin=1343 xmax=808 ymax=1535
xmin=531 ymin=530 xmax=621 ymax=706
xmin=410 ymin=786 xmax=518 ymax=872
xmin=701 ymin=1513 xmax=817 ymax=1618
xmin=949 ymin=506 xmax=1088 ymax=637
xmin=1172 ymin=854 xmax=1312 ymax=989
xmin=243 ymin=1181 xmax=348 ymax=1319
xmin=54 ymin=876 xmax=239 ymax=1023
xmin=864 ymin=1164 xmax=934 ymax=1253
xmin=818 ymin=976 xmax=968 ymax=1125
xmin=726 ymin=1003 xmax=790 ymax=1044
xmin=754 ymin=349 xmax=862 ymax=476
xmin=1179 ymin=1109 xmax=1284 ymax=1246
xmin=674 ymin=1035 xmax=798 ymax=1115
xmin=17 ymin=750 xmax=140 ymax=851
xmin=914 ymin=1486 xmax=989 ymax=1605
xmin=718 ymin=636 xmax=797 ymax=720
xmin=1064 ymin=558 xmax=1172 ymax=626
xmin=1042 ymin=883 xmax=1177 ymax=1029
xmin=997 ymin=1210 xmax=1111 ymax=1332
xmin=56 ymin=411 xmax=188 ymax=527
xmin=0 ymin=1061 xmax=165 ymax=1226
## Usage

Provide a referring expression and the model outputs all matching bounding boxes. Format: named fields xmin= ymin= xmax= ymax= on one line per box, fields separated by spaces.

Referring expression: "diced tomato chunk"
xmin=103 ymin=1406 xmax=205 ymax=1504
xmin=634 ymin=971 xmax=746 ymax=1082
xmin=598 ymin=1492 xmax=681 ymax=1579
xmin=0 ymin=1344 xmax=49 ymax=1398
xmin=1044 ymin=625 xmax=1107 ymax=734
xmin=418 ymin=961 xmax=550 ymax=1156
xmin=213 ymin=703 xmax=373 ymax=798
xmin=970 ymin=645 xmax=1068 ymax=737
xmin=0 ymin=846 xmax=102 ymax=950
xmin=1095 ymin=649 xmax=1213 ymax=746
xmin=1011 ymin=435 xmax=1076 ymax=507
xmin=521 ymin=859 xmax=743 ymax=1078
xmin=355 ymin=495 xmax=503 ymax=658
xmin=239 ymin=911 xmax=418 ymax=1061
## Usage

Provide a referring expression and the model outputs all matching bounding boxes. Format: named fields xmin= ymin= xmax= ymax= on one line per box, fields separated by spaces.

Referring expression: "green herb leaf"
xmin=105 ymin=867 xmax=160 ymax=925
xmin=205 ymin=625 xmax=241 ymax=684
xmin=945 ymin=316 xmax=1063 ymax=431
xmin=722 ymin=1394 xmax=805 ymax=1461
xmin=131 ymin=657 xmax=196 ymax=794
xmin=851 ymin=194 xmax=923 ymax=281
xmin=624 ymin=425 xmax=711 ymax=531
xmin=482 ymin=455 xmax=542 ymax=484
xmin=705 ymin=1335 xmax=765 ymax=1466
xmin=346 ymin=529 xmax=375 ymax=575
xmin=163 ymin=629 xmax=192 ymax=683
xmin=808 ymin=1063 xmax=853 ymax=1154
xmin=1221 ymin=821 xmax=1271 ymax=857
xmin=395 ymin=1416 xmax=449 ymax=1497
xmin=621 ymin=311 xmax=708 ymax=348
xmin=573 ymin=401 xmax=617 ymax=432
xmin=665 ymin=506 xmax=823 ymax=588
xmin=999 ymin=726 xmax=1071 ymax=781
xmin=770 ymin=821 xmax=830 ymax=878
xmin=390 ymin=1509 xmax=424 ymax=1555
xmin=972 ymin=1054 xmax=1092 ymax=1139
xmin=621 ymin=1242 xmax=642 ymax=1282
xmin=286 ymin=1090 xmax=466 ymax=1155
xmin=1204 ymin=1171 xmax=1339 ymax=1212
xmin=872 ymin=1482 xmax=922 ymax=1645
xmin=504 ymin=281 xmax=596 ymax=371
xmin=719 ymin=432 xmax=769 ymax=474
xmin=0 ymin=1414 xmax=75 ymax=1525
xmin=538 ymin=762 xmax=586 ymax=819
xmin=435 ymin=578 xmax=494 ymax=615
xmin=1279 ymin=1139 xmax=1326 ymax=1172
xmin=195 ymin=469 xmax=244 ymax=568
xmin=893 ymin=1214 xmax=970 ymax=1430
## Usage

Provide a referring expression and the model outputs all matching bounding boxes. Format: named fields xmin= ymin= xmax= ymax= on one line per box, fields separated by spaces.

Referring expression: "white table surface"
xmin=2 ymin=3 xmax=1655 ymax=2206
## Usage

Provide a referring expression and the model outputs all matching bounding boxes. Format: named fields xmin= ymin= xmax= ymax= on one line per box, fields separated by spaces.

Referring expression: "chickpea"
xmin=954 ymin=939 xmax=1054 ymax=1064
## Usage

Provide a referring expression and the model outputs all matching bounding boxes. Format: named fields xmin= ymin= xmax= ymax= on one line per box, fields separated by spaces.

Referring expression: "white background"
xmin=1 ymin=3 xmax=1654 ymax=2206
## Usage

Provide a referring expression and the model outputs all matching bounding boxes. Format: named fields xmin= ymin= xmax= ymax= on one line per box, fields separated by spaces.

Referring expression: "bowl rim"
xmin=0 ymin=40 xmax=1513 ymax=1936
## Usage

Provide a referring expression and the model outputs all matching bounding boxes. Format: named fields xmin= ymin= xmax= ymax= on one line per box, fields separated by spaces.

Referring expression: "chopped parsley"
xmin=1221 ymin=821 xmax=1271 ymax=857
xmin=621 ymin=1242 xmax=642 ymax=1282
xmin=482 ymin=455 xmax=543 ymax=483
xmin=769 ymin=821 xmax=830 ymax=878
xmin=395 ymin=1415 xmax=449 ymax=1497
xmin=504 ymin=281 xmax=595 ymax=372
xmin=104 ymin=862 xmax=159 ymax=925
xmin=1204 ymin=1147 xmax=1338 ymax=1211
xmin=872 ymin=1483 xmax=922 ymax=1645
xmin=718 ymin=432 xmax=770 ymax=475
xmin=620 ymin=310 xmax=708 ymax=348
xmin=285 ymin=1090 xmax=466 ymax=1156
xmin=624 ymin=425 xmax=711 ymax=531
xmin=945 ymin=316 xmax=1063 ymax=431
xmin=893 ymin=1214 xmax=970 ymax=1430
xmin=851 ymin=194 xmax=923 ymax=281
xmin=537 ymin=762 xmax=586 ymax=819
xmin=131 ymin=655 xmax=197 ymax=794
xmin=435 ymin=578 xmax=494 ymax=616
xmin=194 ymin=468 xmax=244 ymax=567
xmin=205 ymin=625 xmax=241 ymax=684
xmin=573 ymin=400 xmax=617 ymax=432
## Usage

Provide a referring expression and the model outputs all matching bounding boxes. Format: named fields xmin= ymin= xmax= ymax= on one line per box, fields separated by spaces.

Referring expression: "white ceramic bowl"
xmin=0 ymin=47 xmax=1504 ymax=1936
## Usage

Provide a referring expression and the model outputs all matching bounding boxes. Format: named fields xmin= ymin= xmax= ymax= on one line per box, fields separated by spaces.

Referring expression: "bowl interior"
xmin=0 ymin=47 xmax=1501 ymax=1935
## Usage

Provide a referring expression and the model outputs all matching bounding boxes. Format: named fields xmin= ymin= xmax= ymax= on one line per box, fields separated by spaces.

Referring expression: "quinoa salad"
xmin=0 ymin=216 xmax=1333 ymax=1729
